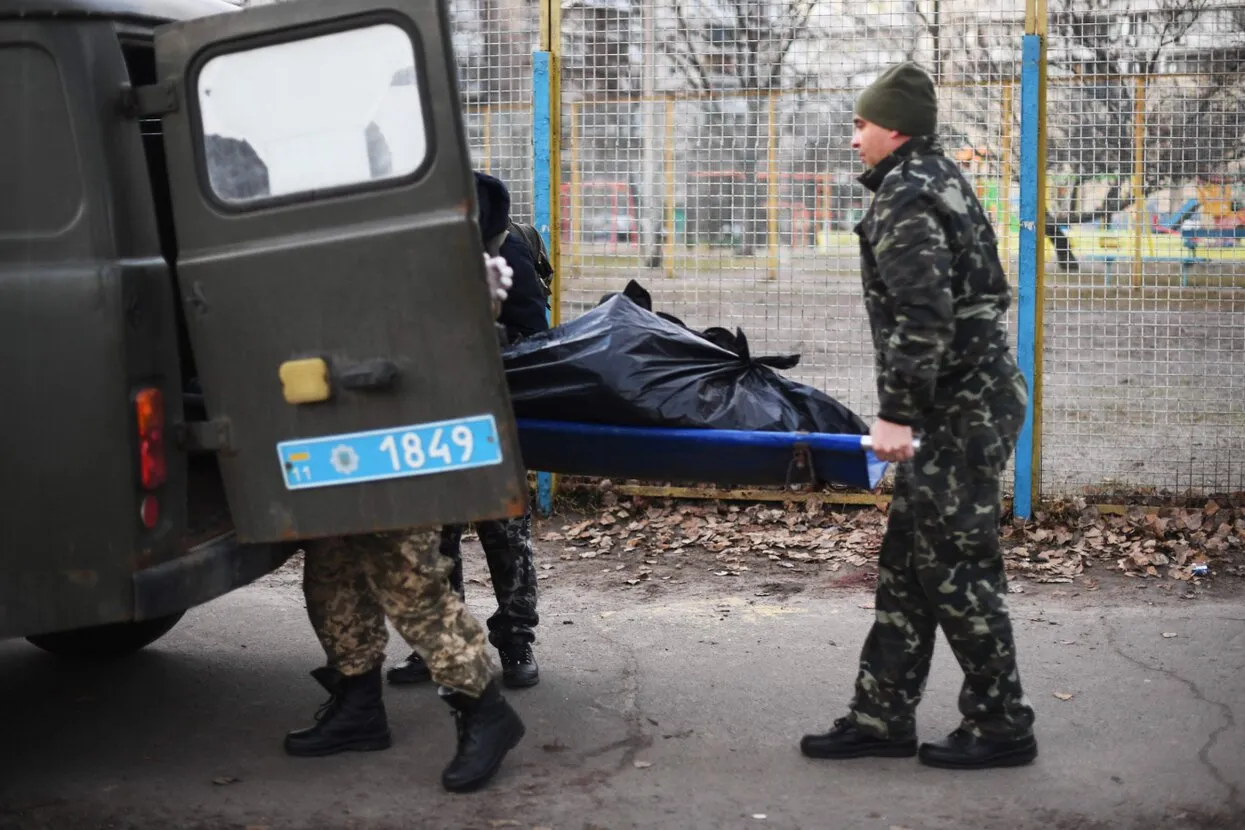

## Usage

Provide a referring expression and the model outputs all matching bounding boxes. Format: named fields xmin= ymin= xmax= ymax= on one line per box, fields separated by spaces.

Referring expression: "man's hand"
xmin=484 ymin=254 xmax=513 ymax=318
xmin=870 ymin=419 xmax=915 ymax=463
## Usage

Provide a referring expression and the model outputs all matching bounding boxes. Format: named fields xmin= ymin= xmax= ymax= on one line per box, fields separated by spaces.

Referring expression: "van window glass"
xmin=196 ymin=23 xmax=427 ymax=205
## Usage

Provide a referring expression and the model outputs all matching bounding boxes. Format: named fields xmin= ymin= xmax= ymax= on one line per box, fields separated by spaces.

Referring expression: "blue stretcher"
xmin=515 ymin=419 xmax=889 ymax=491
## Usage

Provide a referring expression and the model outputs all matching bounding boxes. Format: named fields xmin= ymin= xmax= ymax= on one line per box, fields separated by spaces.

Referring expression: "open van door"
xmin=148 ymin=0 xmax=527 ymax=543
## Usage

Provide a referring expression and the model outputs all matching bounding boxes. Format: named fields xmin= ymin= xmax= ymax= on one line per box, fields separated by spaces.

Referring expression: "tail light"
xmin=135 ymin=387 xmax=166 ymax=490
xmin=140 ymin=494 xmax=161 ymax=529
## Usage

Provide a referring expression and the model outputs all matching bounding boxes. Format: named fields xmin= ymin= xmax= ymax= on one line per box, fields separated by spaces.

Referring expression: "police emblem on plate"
xmin=330 ymin=444 xmax=360 ymax=475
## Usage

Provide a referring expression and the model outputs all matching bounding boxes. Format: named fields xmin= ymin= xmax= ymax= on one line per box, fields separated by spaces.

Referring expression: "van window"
xmin=196 ymin=22 xmax=429 ymax=206
xmin=0 ymin=45 xmax=83 ymax=237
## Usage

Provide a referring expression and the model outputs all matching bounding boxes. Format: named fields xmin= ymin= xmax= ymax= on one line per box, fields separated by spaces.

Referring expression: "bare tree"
xmin=658 ymin=0 xmax=823 ymax=253
xmin=1046 ymin=0 xmax=1244 ymax=225
xmin=926 ymin=0 xmax=1242 ymax=267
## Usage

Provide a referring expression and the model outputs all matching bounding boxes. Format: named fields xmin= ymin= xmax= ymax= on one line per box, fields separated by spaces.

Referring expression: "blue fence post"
xmin=1014 ymin=16 xmax=1046 ymax=520
xmin=532 ymin=51 xmax=555 ymax=516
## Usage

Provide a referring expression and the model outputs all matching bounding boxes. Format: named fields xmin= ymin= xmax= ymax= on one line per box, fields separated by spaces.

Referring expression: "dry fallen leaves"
xmin=1053 ymin=692 xmax=1075 ymax=701
xmin=555 ymin=501 xmax=889 ymax=574
xmin=1007 ymin=498 xmax=1241 ymax=583
xmin=548 ymin=493 xmax=1242 ymax=587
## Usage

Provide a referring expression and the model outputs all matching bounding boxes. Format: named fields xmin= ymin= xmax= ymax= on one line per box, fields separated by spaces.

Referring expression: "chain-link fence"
xmin=246 ymin=0 xmax=1244 ymax=503
xmin=1041 ymin=1 xmax=1245 ymax=499
xmin=547 ymin=0 xmax=1244 ymax=502
xmin=452 ymin=0 xmax=538 ymax=216
xmin=556 ymin=0 xmax=1024 ymax=488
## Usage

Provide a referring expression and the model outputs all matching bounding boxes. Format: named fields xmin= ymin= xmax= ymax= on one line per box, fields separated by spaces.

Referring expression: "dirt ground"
xmin=527 ymin=492 xmax=1245 ymax=608
xmin=267 ymin=489 xmax=1245 ymax=610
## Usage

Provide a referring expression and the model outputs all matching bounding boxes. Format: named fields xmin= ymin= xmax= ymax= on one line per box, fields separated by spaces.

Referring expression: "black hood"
xmin=474 ymin=171 xmax=511 ymax=243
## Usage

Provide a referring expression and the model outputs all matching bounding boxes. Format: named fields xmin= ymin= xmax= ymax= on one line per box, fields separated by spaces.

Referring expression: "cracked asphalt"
xmin=1 ymin=577 xmax=1242 ymax=830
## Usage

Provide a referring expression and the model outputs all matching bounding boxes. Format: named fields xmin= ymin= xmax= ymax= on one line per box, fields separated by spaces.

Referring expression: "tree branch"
xmin=669 ymin=1 xmax=711 ymax=91
xmin=767 ymin=0 xmax=817 ymax=89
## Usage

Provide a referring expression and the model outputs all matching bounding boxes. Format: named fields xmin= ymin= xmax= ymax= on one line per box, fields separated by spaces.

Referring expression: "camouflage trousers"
xmin=849 ymin=360 xmax=1036 ymax=741
xmin=302 ymin=528 xmax=497 ymax=695
xmin=440 ymin=507 xmax=539 ymax=648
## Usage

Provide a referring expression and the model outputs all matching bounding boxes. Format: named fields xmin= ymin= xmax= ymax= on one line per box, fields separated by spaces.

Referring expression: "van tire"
xmin=26 ymin=613 xmax=186 ymax=658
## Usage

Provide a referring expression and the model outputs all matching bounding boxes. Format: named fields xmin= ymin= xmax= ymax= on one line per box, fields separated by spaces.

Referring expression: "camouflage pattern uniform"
xmin=303 ymin=528 xmax=496 ymax=693
xmin=439 ymin=511 xmax=539 ymax=648
xmin=848 ymin=135 xmax=1035 ymax=741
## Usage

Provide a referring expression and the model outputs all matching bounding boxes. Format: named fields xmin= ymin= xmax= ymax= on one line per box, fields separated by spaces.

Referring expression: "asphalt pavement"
xmin=1 ymin=576 xmax=1242 ymax=830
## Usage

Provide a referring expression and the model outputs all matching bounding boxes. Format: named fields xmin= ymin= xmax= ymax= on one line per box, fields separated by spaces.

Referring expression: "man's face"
xmin=851 ymin=117 xmax=906 ymax=169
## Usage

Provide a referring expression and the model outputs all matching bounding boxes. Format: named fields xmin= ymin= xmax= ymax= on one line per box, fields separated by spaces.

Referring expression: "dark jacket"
xmin=855 ymin=136 xmax=1013 ymax=427
xmin=474 ymin=172 xmax=550 ymax=341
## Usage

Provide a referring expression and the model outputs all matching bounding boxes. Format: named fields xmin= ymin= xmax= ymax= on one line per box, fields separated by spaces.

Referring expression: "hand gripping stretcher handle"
xmin=859 ymin=436 xmax=922 ymax=452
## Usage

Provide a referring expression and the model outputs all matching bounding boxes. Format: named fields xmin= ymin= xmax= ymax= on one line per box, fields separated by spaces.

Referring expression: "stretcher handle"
xmin=859 ymin=436 xmax=922 ymax=452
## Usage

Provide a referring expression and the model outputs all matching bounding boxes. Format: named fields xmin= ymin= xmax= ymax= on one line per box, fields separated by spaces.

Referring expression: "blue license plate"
xmin=276 ymin=414 xmax=503 ymax=491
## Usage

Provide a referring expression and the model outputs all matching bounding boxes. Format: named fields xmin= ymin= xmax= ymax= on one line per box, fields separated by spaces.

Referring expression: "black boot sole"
xmin=441 ymin=718 xmax=527 ymax=793
xmin=918 ymin=739 xmax=1037 ymax=770
xmin=801 ymin=741 xmax=917 ymax=760
xmin=502 ymin=670 xmax=539 ymax=689
xmin=284 ymin=732 xmax=393 ymax=757
xmin=387 ymin=666 xmax=432 ymax=685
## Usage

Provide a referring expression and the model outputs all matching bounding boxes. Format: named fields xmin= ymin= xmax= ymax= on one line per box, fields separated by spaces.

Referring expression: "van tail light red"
xmin=139 ymin=494 xmax=160 ymax=529
xmin=135 ymin=387 xmax=166 ymax=490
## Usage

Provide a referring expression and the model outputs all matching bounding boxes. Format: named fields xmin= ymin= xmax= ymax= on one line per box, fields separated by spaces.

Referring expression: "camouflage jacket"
xmin=855 ymin=136 xmax=1012 ymax=427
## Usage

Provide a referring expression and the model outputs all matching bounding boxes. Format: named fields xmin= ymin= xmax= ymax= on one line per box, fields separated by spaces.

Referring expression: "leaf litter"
xmin=541 ymin=489 xmax=1244 ymax=590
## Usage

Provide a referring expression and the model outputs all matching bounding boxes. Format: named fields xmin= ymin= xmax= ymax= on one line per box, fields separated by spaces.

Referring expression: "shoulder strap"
xmin=508 ymin=221 xmax=554 ymax=297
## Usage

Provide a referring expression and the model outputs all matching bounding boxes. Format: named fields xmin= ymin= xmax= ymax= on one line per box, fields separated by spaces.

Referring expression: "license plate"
xmin=276 ymin=414 xmax=503 ymax=491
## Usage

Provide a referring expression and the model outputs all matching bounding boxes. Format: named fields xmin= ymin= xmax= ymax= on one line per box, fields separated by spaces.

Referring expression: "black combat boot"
xmin=387 ymin=651 xmax=432 ymax=685
xmin=800 ymin=717 xmax=917 ymax=759
xmin=440 ymin=680 xmax=526 ymax=792
xmin=918 ymin=728 xmax=1037 ymax=769
xmin=498 ymin=642 xmax=539 ymax=688
xmin=284 ymin=666 xmax=392 ymax=757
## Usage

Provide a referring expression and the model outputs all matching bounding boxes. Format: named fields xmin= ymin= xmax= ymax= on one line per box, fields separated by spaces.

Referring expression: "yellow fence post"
xmin=665 ymin=97 xmax=677 ymax=277
xmin=1000 ymin=80 xmax=1015 ymax=269
xmin=538 ymin=0 xmax=562 ymax=324
xmin=1132 ymin=74 xmax=1147 ymax=289
xmin=569 ymin=100 xmax=581 ymax=270
xmin=482 ymin=107 xmax=492 ymax=171
xmin=766 ymin=92 xmax=780 ymax=281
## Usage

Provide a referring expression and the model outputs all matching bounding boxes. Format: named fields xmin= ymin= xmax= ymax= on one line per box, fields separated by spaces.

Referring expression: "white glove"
xmin=484 ymin=254 xmax=513 ymax=317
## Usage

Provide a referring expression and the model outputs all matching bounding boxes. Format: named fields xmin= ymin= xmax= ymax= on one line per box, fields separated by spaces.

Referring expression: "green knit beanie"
xmin=854 ymin=62 xmax=938 ymax=137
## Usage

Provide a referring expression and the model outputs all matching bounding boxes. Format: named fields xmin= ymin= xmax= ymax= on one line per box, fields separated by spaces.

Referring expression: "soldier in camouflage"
xmin=387 ymin=172 xmax=543 ymax=690
xmin=799 ymin=62 xmax=1038 ymax=770
xmin=387 ymin=519 xmax=541 ymax=688
xmin=284 ymin=255 xmax=528 ymax=794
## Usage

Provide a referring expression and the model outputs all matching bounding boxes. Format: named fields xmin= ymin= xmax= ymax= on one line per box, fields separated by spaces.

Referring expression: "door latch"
xmin=120 ymin=80 xmax=179 ymax=118
xmin=337 ymin=359 xmax=400 ymax=392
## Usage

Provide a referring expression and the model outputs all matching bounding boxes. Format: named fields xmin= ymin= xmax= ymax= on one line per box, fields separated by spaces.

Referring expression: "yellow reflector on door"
xmin=279 ymin=358 xmax=331 ymax=404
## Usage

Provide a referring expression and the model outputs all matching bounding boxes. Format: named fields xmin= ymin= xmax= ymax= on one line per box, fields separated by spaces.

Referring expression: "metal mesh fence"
xmin=557 ymin=0 xmax=1024 ymax=490
xmin=251 ymin=0 xmax=1245 ymax=503
xmin=1042 ymin=0 xmax=1245 ymax=499
xmin=452 ymin=0 xmax=537 ymax=217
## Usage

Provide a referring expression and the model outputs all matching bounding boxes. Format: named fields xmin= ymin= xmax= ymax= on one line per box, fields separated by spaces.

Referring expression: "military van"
xmin=1 ymin=0 xmax=527 ymax=657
